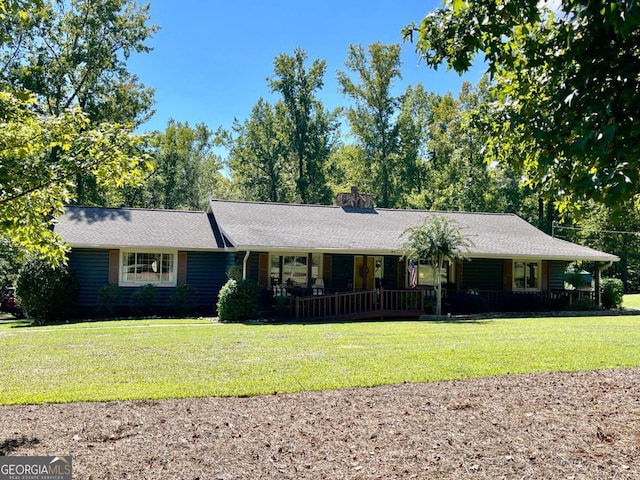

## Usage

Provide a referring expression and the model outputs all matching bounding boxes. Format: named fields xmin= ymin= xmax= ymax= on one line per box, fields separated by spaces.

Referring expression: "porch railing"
xmin=428 ymin=288 xmax=597 ymax=313
xmin=293 ymin=289 xmax=425 ymax=321
xmin=287 ymin=288 xmax=597 ymax=321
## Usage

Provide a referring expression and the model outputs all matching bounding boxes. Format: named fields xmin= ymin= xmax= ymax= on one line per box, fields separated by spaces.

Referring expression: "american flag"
xmin=408 ymin=259 xmax=417 ymax=288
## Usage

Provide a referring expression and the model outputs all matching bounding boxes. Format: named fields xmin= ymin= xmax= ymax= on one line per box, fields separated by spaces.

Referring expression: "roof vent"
xmin=335 ymin=186 xmax=374 ymax=208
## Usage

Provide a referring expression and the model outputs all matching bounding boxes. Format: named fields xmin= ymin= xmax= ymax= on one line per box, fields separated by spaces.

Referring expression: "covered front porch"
xmin=248 ymin=250 xmax=607 ymax=318
xmin=284 ymin=287 xmax=598 ymax=321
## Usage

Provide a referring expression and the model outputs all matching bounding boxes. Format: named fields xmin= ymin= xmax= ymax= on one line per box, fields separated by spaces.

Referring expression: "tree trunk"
xmin=434 ymin=259 xmax=442 ymax=315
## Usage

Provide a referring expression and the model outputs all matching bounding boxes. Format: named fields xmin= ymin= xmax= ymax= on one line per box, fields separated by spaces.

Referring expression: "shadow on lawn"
xmin=0 ymin=436 xmax=41 ymax=455
xmin=7 ymin=317 xmax=150 ymax=328
xmin=231 ymin=316 xmax=494 ymax=326
xmin=418 ymin=317 xmax=494 ymax=325
xmin=1 ymin=318 xmax=32 ymax=328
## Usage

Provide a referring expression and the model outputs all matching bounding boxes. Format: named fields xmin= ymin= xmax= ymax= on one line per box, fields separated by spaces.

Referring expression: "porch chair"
xmin=312 ymin=278 xmax=325 ymax=295
xmin=272 ymin=277 xmax=289 ymax=297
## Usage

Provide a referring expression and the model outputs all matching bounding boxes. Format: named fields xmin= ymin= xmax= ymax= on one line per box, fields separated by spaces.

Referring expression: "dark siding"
xmin=68 ymin=249 xmax=109 ymax=307
xmin=550 ymin=261 xmax=567 ymax=290
xmin=462 ymin=258 xmax=504 ymax=290
xmin=229 ymin=251 xmax=260 ymax=280
xmin=68 ymin=248 xmax=227 ymax=315
xmin=258 ymin=253 xmax=269 ymax=287
xmin=186 ymin=251 xmax=228 ymax=313
xmin=226 ymin=252 xmax=237 ymax=275
xmin=383 ymin=256 xmax=399 ymax=289
xmin=248 ymin=251 xmax=261 ymax=281
xmin=331 ymin=255 xmax=354 ymax=290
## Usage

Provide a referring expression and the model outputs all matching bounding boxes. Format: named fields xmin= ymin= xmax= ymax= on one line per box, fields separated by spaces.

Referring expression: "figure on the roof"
xmin=335 ymin=186 xmax=374 ymax=208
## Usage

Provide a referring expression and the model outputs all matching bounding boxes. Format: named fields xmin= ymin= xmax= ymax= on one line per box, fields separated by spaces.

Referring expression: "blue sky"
xmin=129 ymin=0 xmax=485 ymax=135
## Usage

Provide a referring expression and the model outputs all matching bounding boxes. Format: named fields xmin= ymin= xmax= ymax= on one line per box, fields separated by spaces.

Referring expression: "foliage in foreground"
xmin=0 ymin=0 xmax=155 ymax=265
xmin=97 ymin=284 xmax=124 ymax=318
xmin=406 ymin=0 xmax=640 ymax=215
xmin=169 ymin=283 xmax=196 ymax=317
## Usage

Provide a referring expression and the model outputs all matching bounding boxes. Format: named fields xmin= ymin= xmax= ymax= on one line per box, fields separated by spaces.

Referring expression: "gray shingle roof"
xmin=55 ymin=202 xmax=619 ymax=262
xmin=56 ymin=206 xmax=221 ymax=250
xmin=207 ymin=200 xmax=619 ymax=262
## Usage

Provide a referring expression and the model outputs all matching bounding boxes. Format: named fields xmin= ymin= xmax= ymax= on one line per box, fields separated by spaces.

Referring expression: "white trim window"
xmin=121 ymin=251 xmax=176 ymax=286
xmin=513 ymin=260 xmax=540 ymax=291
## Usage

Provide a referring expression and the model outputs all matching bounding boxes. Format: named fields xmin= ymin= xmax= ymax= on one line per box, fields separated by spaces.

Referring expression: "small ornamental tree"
xmin=401 ymin=216 xmax=473 ymax=315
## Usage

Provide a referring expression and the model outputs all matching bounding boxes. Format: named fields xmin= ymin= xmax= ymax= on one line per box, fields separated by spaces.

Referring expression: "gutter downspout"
xmin=594 ymin=261 xmax=613 ymax=307
xmin=242 ymin=251 xmax=250 ymax=280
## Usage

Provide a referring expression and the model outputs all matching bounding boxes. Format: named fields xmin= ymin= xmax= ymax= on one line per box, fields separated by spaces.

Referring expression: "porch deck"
xmin=292 ymin=289 xmax=425 ymax=321
xmin=284 ymin=288 xmax=596 ymax=321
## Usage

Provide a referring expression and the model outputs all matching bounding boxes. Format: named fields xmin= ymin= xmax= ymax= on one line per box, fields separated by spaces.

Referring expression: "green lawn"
xmin=1 ymin=315 xmax=639 ymax=405
xmin=623 ymin=293 xmax=640 ymax=309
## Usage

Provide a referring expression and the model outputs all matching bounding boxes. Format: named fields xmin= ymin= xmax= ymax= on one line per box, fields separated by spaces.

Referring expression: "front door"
xmin=354 ymin=256 xmax=381 ymax=290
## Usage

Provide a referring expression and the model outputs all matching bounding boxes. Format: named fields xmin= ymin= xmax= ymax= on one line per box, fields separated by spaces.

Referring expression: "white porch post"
xmin=594 ymin=262 xmax=601 ymax=307
xmin=242 ymin=251 xmax=250 ymax=280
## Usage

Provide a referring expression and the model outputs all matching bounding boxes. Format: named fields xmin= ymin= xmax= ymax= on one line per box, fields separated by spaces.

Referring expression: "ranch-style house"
xmin=55 ymin=191 xmax=619 ymax=319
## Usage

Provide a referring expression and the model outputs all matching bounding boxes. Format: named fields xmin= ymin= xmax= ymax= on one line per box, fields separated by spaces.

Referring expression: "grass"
xmin=1 ymin=315 xmax=639 ymax=405
xmin=622 ymin=292 xmax=640 ymax=309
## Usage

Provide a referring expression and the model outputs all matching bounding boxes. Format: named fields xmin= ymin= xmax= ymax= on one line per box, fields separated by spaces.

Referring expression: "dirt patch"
xmin=1 ymin=369 xmax=639 ymax=479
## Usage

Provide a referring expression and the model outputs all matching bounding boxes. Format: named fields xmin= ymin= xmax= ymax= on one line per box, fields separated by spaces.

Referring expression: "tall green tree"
xmin=0 ymin=91 xmax=149 ymax=266
xmin=2 ymin=0 xmax=156 ymax=124
xmin=269 ymin=48 xmax=338 ymax=204
xmin=326 ymin=144 xmax=369 ymax=197
xmin=426 ymin=82 xmax=500 ymax=213
xmin=225 ymin=98 xmax=292 ymax=202
xmin=400 ymin=80 xmax=525 ymax=216
xmin=337 ymin=42 xmax=403 ymax=208
xmin=0 ymin=0 xmax=152 ymax=265
xmin=141 ymin=120 xmax=217 ymax=210
xmin=561 ymin=201 xmax=640 ymax=292
xmin=1 ymin=0 xmax=157 ymax=205
xmin=395 ymin=83 xmax=437 ymax=208
xmin=200 ymin=150 xmax=240 ymax=203
xmin=406 ymin=0 xmax=640 ymax=214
